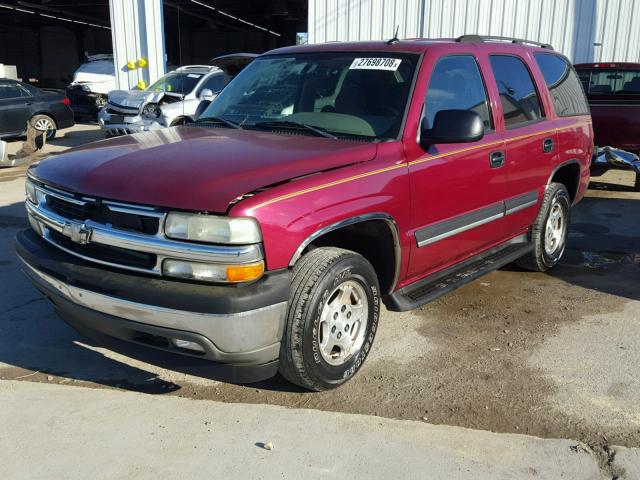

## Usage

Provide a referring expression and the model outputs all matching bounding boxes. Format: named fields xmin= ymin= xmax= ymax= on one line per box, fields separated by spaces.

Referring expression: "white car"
xmin=98 ymin=54 xmax=255 ymax=136
xmin=67 ymin=54 xmax=117 ymax=118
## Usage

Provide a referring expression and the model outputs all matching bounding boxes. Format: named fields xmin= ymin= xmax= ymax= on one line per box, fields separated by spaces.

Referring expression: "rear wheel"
xmin=279 ymin=247 xmax=380 ymax=391
xmin=30 ymin=114 xmax=57 ymax=140
xmin=517 ymin=182 xmax=571 ymax=272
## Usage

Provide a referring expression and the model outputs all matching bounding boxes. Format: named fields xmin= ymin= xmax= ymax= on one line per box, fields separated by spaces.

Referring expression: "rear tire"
xmin=30 ymin=114 xmax=57 ymax=140
xmin=279 ymin=247 xmax=380 ymax=391
xmin=516 ymin=182 xmax=571 ymax=272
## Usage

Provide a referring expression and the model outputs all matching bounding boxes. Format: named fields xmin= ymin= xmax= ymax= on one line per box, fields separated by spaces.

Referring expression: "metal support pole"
xmin=109 ymin=0 xmax=166 ymax=91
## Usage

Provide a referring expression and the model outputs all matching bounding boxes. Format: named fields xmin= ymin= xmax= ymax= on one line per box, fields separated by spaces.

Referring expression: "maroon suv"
xmin=16 ymin=36 xmax=593 ymax=390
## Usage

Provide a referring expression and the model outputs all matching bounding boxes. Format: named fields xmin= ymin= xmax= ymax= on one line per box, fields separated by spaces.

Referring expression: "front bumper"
xmin=98 ymin=109 xmax=165 ymax=136
xmin=590 ymin=146 xmax=640 ymax=176
xmin=16 ymin=228 xmax=290 ymax=381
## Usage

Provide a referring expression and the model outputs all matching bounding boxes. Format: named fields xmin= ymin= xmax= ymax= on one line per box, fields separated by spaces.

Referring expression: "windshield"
xmin=148 ymin=72 xmax=203 ymax=95
xmin=199 ymin=52 xmax=419 ymax=140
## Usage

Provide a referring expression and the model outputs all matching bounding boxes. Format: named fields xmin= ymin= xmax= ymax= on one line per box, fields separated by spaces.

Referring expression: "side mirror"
xmin=419 ymin=109 xmax=484 ymax=149
xmin=199 ymin=88 xmax=215 ymax=102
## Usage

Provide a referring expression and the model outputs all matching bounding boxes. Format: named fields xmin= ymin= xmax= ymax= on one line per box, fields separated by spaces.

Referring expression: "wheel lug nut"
xmin=341 ymin=306 xmax=346 ymax=312
xmin=347 ymin=312 xmax=351 ymax=319
xmin=331 ymin=326 xmax=336 ymax=333
xmin=345 ymin=324 xmax=349 ymax=332
xmin=333 ymin=312 xmax=338 ymax=320
xmin=337 ymin=332 xmax=342 ymax=339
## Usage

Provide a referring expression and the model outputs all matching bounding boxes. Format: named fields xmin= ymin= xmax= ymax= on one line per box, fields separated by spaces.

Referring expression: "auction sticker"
xmin=349 ymin=57 xmax=402 ymax=71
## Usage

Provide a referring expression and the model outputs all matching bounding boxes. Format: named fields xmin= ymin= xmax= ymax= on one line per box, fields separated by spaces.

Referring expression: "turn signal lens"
xmin=226 ymin=262 xmax=265 ymax=283
xmin=162 ymin=259 xmax=264 ymax=283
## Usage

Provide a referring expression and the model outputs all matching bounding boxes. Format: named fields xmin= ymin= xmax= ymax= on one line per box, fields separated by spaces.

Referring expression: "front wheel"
xmin=279 ymin=247 xmax=380 ymax=391
xmin=517 ymin=182 xmax=571 ymax=272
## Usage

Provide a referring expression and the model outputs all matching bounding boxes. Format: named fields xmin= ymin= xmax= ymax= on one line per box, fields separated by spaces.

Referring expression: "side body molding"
xmin=288 ymin=213 xmax=402 ymax=293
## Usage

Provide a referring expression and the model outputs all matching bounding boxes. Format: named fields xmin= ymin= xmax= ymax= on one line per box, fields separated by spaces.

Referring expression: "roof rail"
xmin=455 ymin=35 xmax=554 ymax=50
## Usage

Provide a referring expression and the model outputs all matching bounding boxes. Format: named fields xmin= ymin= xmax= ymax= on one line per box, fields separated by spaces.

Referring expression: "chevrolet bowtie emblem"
xmin=62 ymin=222 xmax=92 ymax=244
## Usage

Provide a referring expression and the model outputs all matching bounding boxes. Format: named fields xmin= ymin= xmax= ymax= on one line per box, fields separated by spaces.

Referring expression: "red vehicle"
xmin=575 ymin=62 xmax=640 ymax=189
xmin=16 ymin=35 xmax=592 ymax=390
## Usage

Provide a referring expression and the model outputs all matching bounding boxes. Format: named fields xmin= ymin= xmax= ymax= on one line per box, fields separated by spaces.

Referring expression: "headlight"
xmin=25 ymin=179 xmax=38 ymax=205
xmin=142 ymin=103 xmax=161 ymax=118
xmin=162 ymin=259 xmax=264 ymax=283
xmin=164 ymin=213 xmax=261 ymax=244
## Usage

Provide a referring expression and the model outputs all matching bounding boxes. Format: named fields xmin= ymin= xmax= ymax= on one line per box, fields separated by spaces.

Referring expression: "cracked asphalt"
xmin=1 ymin=125 xmax=639 ymax=478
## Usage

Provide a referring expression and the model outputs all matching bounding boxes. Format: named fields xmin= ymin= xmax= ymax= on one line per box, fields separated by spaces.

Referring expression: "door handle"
xmin=543 ymin=138 xmax=554 ymax=153
xmin=489 ymin=150 xmax=505 ymax=168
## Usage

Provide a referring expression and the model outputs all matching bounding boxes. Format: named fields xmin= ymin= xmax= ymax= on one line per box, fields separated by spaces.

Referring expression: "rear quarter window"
xmin=535 ymin=53 xmax=589 ymax=116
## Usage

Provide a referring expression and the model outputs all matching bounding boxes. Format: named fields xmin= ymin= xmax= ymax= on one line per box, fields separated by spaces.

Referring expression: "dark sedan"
xmin=0 ymin=79 xmax=74 ymax=140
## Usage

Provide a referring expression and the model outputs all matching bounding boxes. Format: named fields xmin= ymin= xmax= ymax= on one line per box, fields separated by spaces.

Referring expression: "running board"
xmin=384 ymin=237 xmax=533 ymax=312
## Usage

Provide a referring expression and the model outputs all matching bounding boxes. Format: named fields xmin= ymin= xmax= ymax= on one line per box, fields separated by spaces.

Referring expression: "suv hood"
xmin=107 ymin=90 xmax=180 ymax=110
xmin=31 ymin=127 xmax=378 ymax=213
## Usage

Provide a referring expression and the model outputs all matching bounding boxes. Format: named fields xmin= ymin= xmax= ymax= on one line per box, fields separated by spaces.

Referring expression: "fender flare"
xmin=546 ymin=159 xmax=581 ymax=187
xmin=288 ymin=212 xmax=402 ymax=293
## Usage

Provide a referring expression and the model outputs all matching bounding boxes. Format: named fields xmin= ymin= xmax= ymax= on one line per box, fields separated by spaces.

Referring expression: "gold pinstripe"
xmin=250 ymin=121 xmax=592 ymax=210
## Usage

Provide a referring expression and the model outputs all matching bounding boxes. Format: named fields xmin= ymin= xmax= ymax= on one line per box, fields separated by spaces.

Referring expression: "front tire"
xmin=279 ymin=247 xmax=380 ymax=391
xmin=517 ymin=182 xmax=571 ymax=272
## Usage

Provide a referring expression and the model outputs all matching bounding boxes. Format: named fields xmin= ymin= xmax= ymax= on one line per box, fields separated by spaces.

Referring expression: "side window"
xmin=424 ymin=55 xmax=493 ymax=131
xmin=534 ymin=53 xmax=589 ymax=116
xmin=200 ymin=74 xmax=227 ymax=94
xmin=489 ymin=55 xmax=544 ymax=128
xmin=0 ymin=83 xmax=22 ymax=100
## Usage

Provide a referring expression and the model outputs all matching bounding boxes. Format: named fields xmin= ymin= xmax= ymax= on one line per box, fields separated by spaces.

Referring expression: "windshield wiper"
xmin=195 ymin=116 xmax=241 ymax=129
xmin=251 ymin=120 xmax=338 ymax=139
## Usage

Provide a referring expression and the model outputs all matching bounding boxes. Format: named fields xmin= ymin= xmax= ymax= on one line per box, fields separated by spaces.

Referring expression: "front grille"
xmin=46 ymin=194 xmax=160 ymax=235
xmin=48 ymin=229 xmax=157 ymax=270
xmin=47 ymin=196 xmax=91 ymax=221
xmin=27 ymin=180 xmax=263 ymax=279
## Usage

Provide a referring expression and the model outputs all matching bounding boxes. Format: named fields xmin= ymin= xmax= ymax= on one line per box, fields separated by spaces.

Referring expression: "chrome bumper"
xmin=21 ymin=259 xmax=286 ymax=364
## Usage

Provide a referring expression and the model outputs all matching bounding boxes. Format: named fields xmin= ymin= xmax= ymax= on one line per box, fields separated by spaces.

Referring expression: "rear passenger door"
xmin=406 ymin=54 xmax=506 ymax=280
xmin=488 ymin=54 xmax=553 ymax=233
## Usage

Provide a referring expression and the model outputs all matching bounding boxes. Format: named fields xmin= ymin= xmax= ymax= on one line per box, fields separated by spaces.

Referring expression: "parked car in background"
xmin=0 ymin=79 xmax=74 ymax=140
xmin=98 ymin=54 xmax=256 ymax=136
xmin=575 ymin=62 xmax=640 ymax=190
xmin=17 ymin=37 xmax=592 ymax=390
xmin=66 ymin=54 xmax=116 ymax=120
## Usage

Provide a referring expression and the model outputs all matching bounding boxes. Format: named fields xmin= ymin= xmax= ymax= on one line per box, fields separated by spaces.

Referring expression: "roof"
xmin=265 ymin=36 xmax=554 ymax=56
xmin=574 ymin=62 xmax=640 ymax=70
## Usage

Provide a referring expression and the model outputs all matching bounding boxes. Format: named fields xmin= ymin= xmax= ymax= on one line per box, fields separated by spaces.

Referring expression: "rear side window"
xmin=579 ymin=68 xmax=640 ymax=95
xmin=0 ymin=83 xmax=22 ymax=100
xmin=424 ymin=55 xmax=493 ymax=131
xmin=534 ymin=54 xmax=589 ymax=116
xmin=489 ymin=55 xmax=544 ymax=128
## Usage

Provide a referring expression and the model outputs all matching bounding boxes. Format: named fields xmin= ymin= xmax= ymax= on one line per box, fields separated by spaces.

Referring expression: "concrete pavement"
xmin=0 ymin=380 xmax=618 ymax=480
